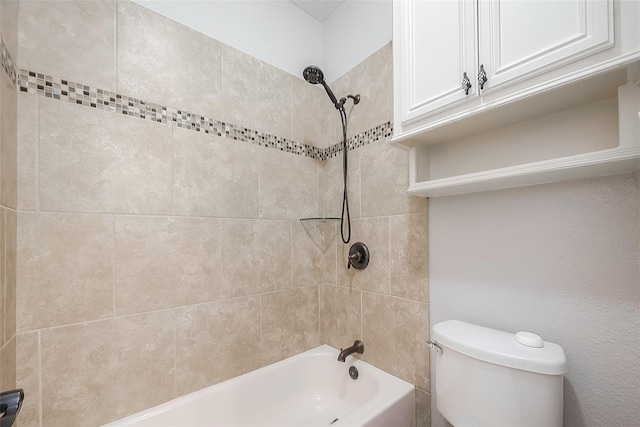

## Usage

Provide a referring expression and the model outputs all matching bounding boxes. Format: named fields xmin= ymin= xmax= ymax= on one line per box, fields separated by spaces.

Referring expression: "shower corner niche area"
xmin=392 ymin=0 xmax=640 ymax=198
xmin=299 ymin=217 xmax=341 ymax=253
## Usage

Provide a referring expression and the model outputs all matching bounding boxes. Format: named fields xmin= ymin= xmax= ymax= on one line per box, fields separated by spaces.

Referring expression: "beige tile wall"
xmin=12 ymin=2 xmax=431 ymax=427
xmin=173 ymin=127 xmax=260 ymax=218
xmin=116 ymin=1 xmax=223 ymax=119
xmin=0 ymin=0 xmax=19 ymax=395
xmin=36 ymin=98 xmax=174 ymax=215
xmin=14 ymin=1 xmax=331 ymax=426
xmin=18 ymin=0 xmax=116 ymax=92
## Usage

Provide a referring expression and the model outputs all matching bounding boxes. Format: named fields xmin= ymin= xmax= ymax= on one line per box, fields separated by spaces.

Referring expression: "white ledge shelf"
xmin=407 ymin=147 xmax=640 ymax=198
xmin=395 ymin=62 xmax=640 ymax=198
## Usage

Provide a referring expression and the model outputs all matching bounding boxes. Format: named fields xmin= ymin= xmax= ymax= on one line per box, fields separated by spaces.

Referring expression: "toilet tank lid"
xmin=432 ymin=320 xmax=567 ymax=375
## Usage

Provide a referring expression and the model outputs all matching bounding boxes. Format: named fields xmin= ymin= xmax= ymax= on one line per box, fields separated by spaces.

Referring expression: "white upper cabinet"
xmin=478 ymin=0 xmax=613 ymax=91
xmin=392 ymin=0 xmax=640 ymax=198
xmin=396 ymin=0 xmax=615 ymax=127
xmin=400 ymin=0 xmax=477 ymax=122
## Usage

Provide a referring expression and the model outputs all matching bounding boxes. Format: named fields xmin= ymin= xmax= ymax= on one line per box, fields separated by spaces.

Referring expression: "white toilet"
xmin=431 ymin=320 xmax=567 ymax=427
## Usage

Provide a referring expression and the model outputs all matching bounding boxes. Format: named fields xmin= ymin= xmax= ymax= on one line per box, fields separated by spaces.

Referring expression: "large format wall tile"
xmin=175 ymin=297 xmax=261 ymax=396
xmin=390 ymin=213 xmax=429 ymax=302
xmin=260 ymin=148 xmax=318 ymax=219
xmin=40 ymin=312 xmax=176 ymax=427
xmin=18 ymin=0 xmax=116 ymax=91
xmin=362 ymin=292 xmax=429 ymax=390
xmin=17 ymin=92 xmax=37 ymax=211
xmin=38 ymin=98 xmax=173 ymax=214
xmin=360 ymin=140 xmax=427 ymax=217
xmin=319 ymin=148 xmax=361 ymax=220
xmin=220 ymin=219 xmax=261 ymax=298
xmin=0 ymin=337 xmax=15 ymax=391
xmin=114 ymin=216 xmax=222 ymax=315
xmin=416 ymin=387 xmax=432 ymax=427
xmin=292 ymin=220 xmax=336 ymax=287
xmin=332 ymin=44 xmax=393 ymax=137
xmin=117 ymin=1 xmax=222 ymax=118
xmin=173 ymin=127 xmax=259 ymax=218
xmin=17 ymin=212 xmax=114 ymax=331
xmin=220 ymin=219 xmax=291 ymax=298
xmin=4 ymin=209 xmax=15 ymax=341
xmin=261 ymin=286 xmax=320 ymax=365
xmin=222 ymin=44 xmax=292 ymax=139
xmin=1 ymin=73 xmax=17 ymax=209
xmin=320 ymin=284 xmax=362 ymax=349
xmin=16 ymin=332 xmax=40 ymax=427
xmin=292 ymin=76 xmax=334 ymax=149
xmin=256 ymin=220 xmax=293 ymax=292
xmin=0 ymin=210 xmax=4 ymax=346
xmin=1 ymin=0 xmax=19 ymax=58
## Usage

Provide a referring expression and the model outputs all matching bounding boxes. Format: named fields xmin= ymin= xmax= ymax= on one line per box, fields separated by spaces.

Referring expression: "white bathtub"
xmin=102 ymin=345 xmax=415 ymax=427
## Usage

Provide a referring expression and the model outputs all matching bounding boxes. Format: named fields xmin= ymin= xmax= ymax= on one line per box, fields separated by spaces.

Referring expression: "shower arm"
xmin=336 ymin=94 xmax=361 ymax=111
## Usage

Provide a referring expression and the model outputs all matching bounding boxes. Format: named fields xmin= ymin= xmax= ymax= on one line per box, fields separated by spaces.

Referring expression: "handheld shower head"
xmin=303 ymin=65 xmax=339 ymax=108
xmin=303 ymin=65 xmax=324 ymax=85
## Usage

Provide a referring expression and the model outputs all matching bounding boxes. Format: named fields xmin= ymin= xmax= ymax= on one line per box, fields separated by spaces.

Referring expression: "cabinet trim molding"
xmin=407 ymin=146 xmax=640 ymax=197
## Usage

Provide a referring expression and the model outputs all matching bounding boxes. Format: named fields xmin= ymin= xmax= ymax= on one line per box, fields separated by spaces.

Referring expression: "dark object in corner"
xmin=0 ymin=389 xmax=24 ymax=427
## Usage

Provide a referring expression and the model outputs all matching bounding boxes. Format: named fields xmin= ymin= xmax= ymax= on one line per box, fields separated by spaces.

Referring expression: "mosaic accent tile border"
xmin=14 ymin=63 xmax=389 ymax=161
xmin=0 ymin=38 xmax=17 ymax=87
xmin=17 ymin=68 xmax=324 ymax=159
xmin=324 ymin=121 xmax=394 ymax=160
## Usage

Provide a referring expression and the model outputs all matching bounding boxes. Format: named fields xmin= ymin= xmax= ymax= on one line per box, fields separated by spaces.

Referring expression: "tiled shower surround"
xmin=3 ymin=1 xmax=430 ymax=426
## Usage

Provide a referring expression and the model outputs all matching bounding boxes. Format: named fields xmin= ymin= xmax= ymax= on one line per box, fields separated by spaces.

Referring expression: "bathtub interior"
xmin=102 ymin=345 xmax=414 ymax=427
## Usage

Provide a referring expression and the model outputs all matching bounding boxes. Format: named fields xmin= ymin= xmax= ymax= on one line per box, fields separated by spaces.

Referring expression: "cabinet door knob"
xmin=478 ymin=65 xmax=488 ymax=90
xmin=461 ymin=72 xmax=472 ymax=95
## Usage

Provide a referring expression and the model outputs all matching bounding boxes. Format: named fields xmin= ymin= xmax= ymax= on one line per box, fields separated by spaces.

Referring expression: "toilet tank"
xmin=432 ymin=320 xmax=567 ymax=427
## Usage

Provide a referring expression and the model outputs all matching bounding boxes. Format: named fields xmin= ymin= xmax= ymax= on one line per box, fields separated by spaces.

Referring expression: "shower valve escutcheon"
xmin=347 ymin=242 xmax=369 ymax=270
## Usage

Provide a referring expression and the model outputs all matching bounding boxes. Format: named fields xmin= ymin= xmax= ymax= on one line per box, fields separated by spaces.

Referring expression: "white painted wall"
xmin=323 ymin=0 xmax=392 ymax=83
xmin=132 ymin=0 xmax=392 ymax=82
xmin=428 ymin=171 xmax=640 ymax=427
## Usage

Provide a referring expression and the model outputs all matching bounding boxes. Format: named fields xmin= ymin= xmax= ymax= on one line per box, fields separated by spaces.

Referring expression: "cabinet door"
xmin=478 ymin=0 xmax=613 ymax=91
xmin=397 ymin=0 xmax=477 ymax=123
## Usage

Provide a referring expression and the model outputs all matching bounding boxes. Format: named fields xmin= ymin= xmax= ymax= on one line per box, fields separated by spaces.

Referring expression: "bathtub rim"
xmin=101 ymin=344 xmax=416 ymax=427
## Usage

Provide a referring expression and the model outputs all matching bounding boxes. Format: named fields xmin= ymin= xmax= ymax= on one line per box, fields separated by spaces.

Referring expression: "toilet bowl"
xmin=431 ymin=320 xmax=567 ymax=427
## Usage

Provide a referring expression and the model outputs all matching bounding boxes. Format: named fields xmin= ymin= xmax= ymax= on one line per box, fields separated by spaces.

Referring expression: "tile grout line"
xmin=35 ymin=94 xmax=41 ymax=212
xmin=111 ymin=214 xmax=117 ymax=319
xmin=173 ymin=310 xmax=177 ymax=399
xmin=37 ymin=330 xmax=43 ymax=427
xmin=171 ymin=123 xmax=176 ymax=217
